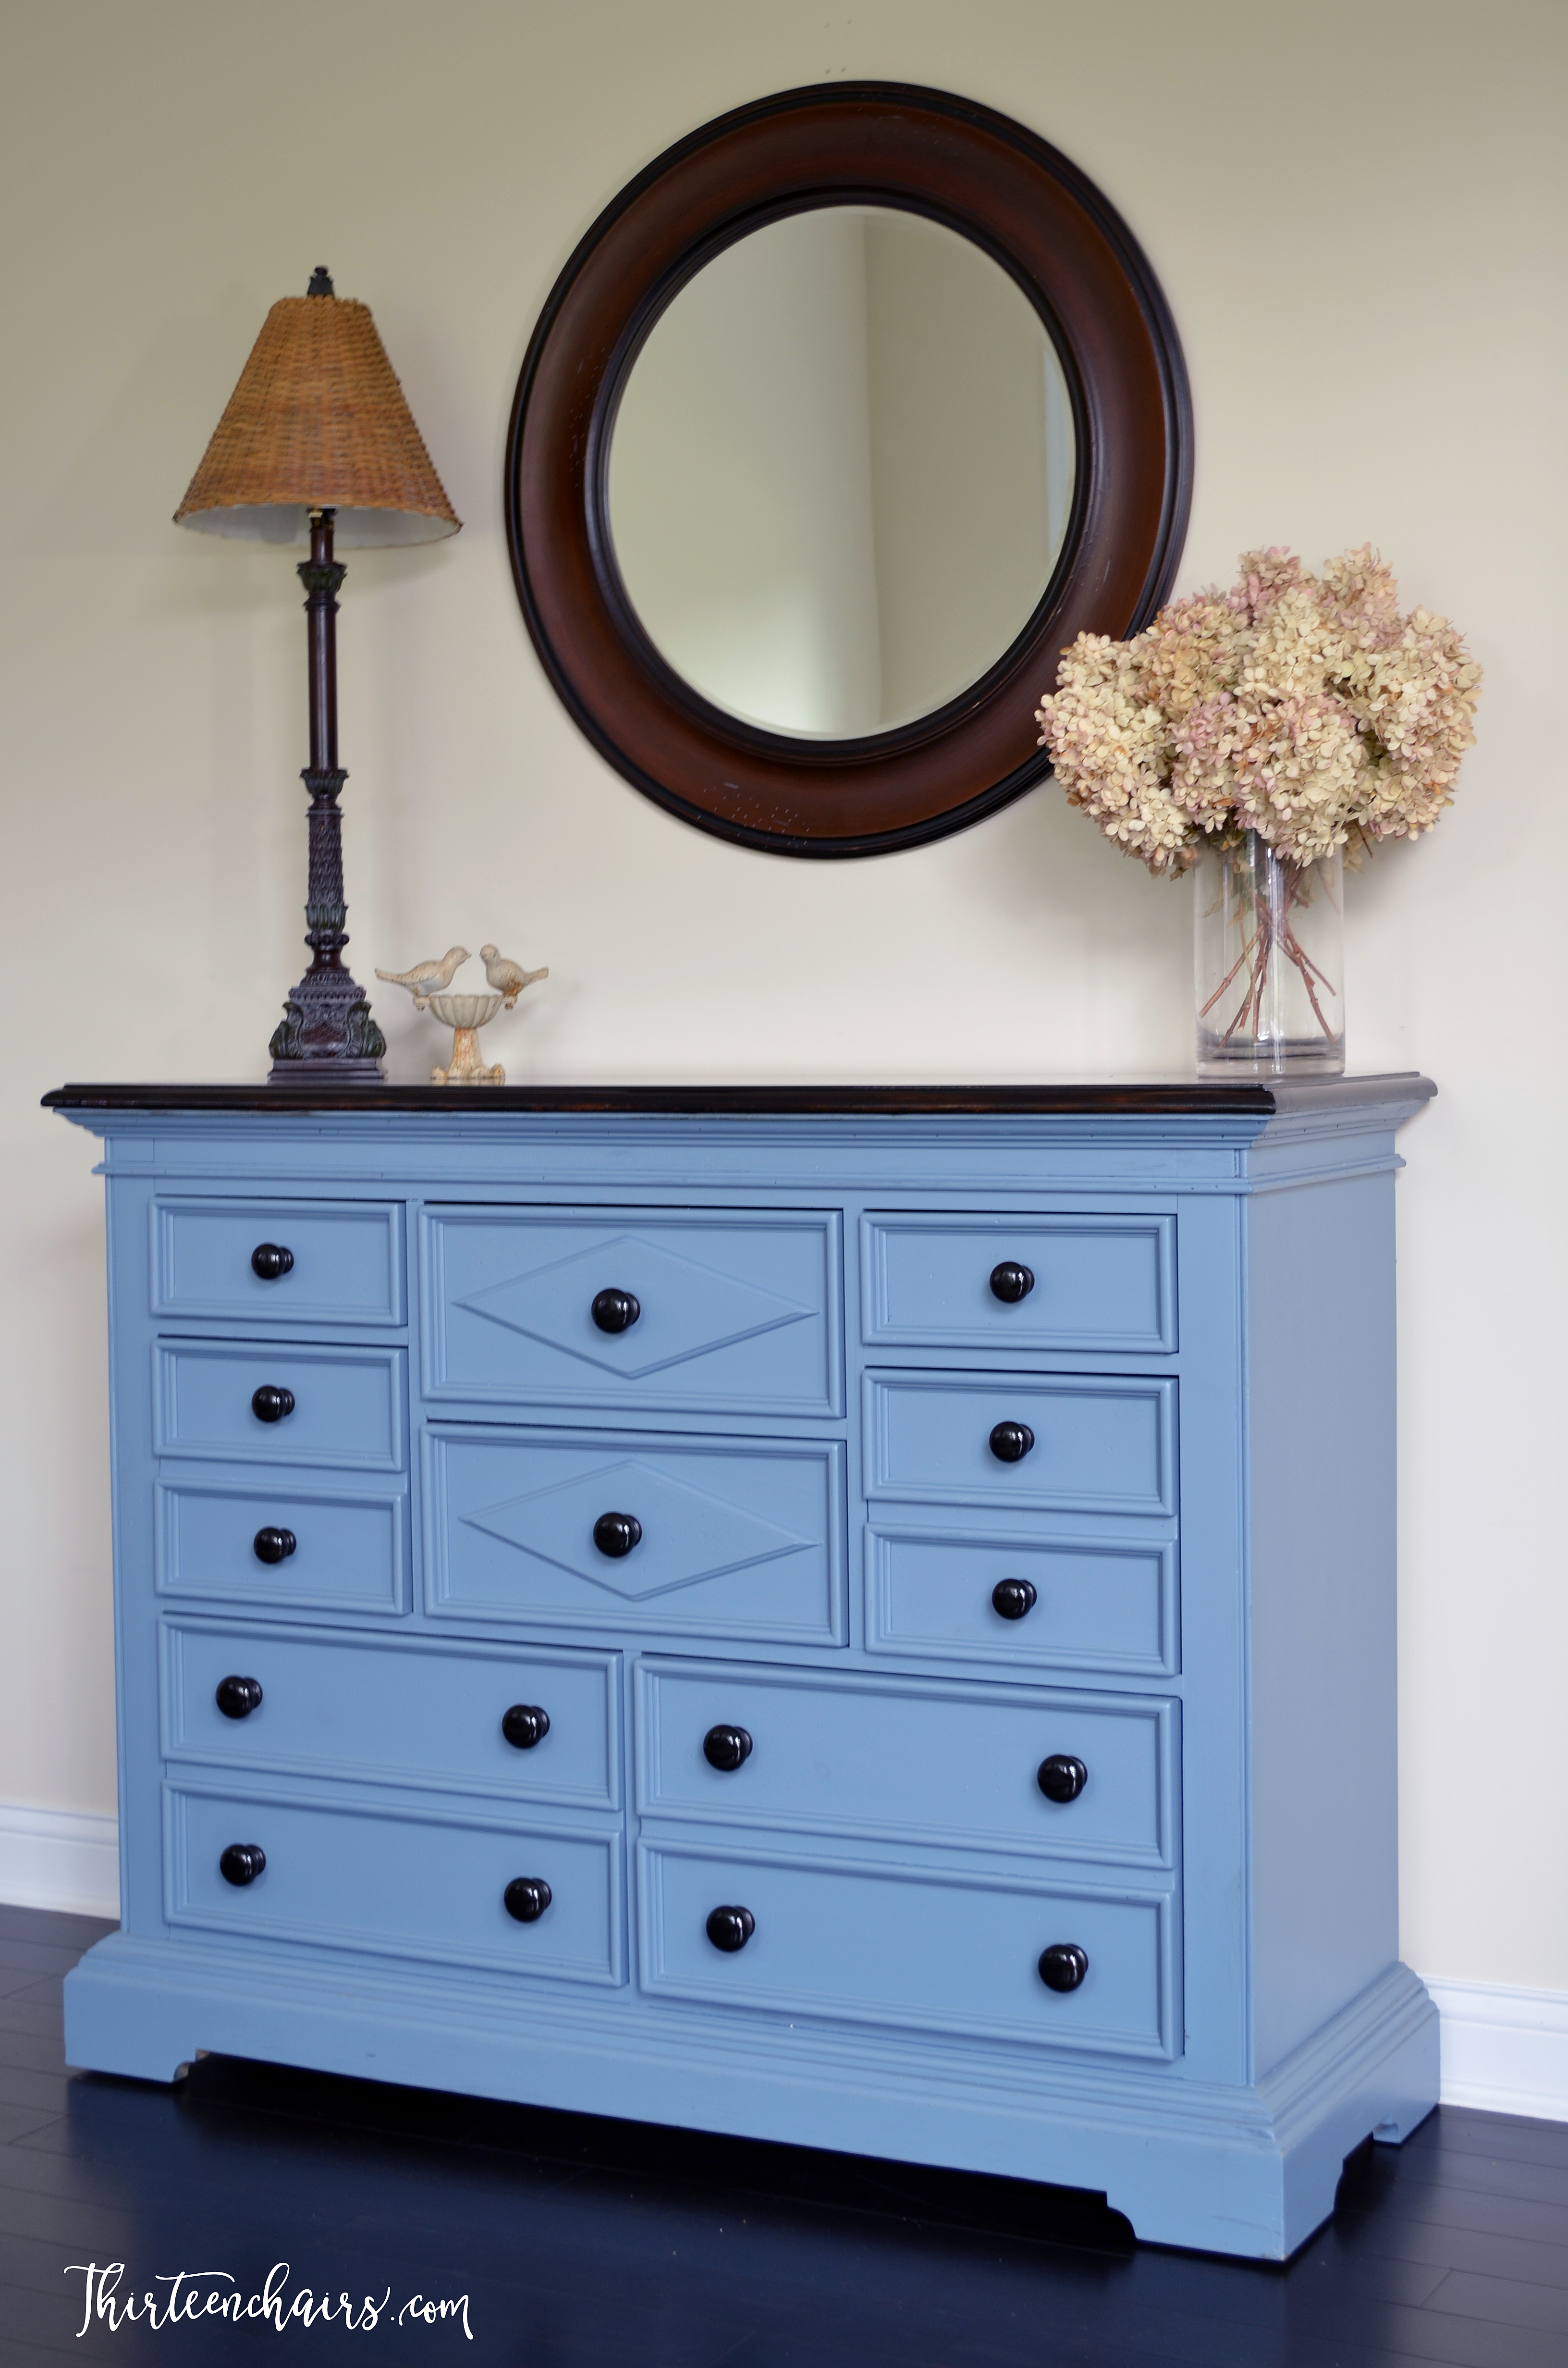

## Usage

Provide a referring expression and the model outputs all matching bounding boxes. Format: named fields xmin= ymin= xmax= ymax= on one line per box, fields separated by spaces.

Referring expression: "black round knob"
xmin=706 ymin=1905 xmax=755 ymax=1953
xmin=1037 ymin=1753 xmax=1089 ymax=1803
xmin=989 ymin=1261 xmax=1035 ymax=1304
xmin=703 ymin=1724 xmax=753 ymax=1772
xmin=250 ymin=1243 xmax=294 ymax=1281
xmin=504 ymin=1877 xmax=552 ymax=1923
xmin=219 ymin=1843 xmax=266 ymax=1887
xmin=592 ymin=1511 xmax=642 ymax=1558
xmin=989 ymin=1421 xmax=1034 ymax=1463
xmin=252 ymin=1526 xmax=296 ymax=1565
xmin=215 ymin=1675 xmax=263 ymax=1720
xmin=502 ymin=1704 xmax=551 ymax=1751
xmin=1039 ymin=1943 xmax=1089 ymax=1993
xmin=251 ymin=1384 xmax=295 ymax=1424
xmin=590 ymin=1288 xmax=641 ymax=1333
xmin=992 ymin=1578 xmax=1037 ymax=1621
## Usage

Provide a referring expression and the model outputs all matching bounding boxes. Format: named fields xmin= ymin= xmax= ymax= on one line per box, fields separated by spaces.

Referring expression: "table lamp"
xmin=175 ymin=268 xmax=460 ymax=1081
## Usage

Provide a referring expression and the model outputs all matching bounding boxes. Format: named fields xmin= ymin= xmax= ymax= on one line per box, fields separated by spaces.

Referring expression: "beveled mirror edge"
xmin=505 ymin=80 xmax=1192 ymax=858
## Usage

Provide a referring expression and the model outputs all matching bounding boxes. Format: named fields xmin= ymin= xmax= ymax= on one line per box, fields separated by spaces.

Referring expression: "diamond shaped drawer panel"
xmin=638 ymin=1835 xmax=1176 ymax=2057
xmin=637 ymin=1660 xmax=1176 ymax=1868
xmin=864 ymin=1373 xmax=1176 ymax=1517
xmin=861 ymin=1213 xmax=1175 ymax=1354
xmin=421 ymin=1207 xmax=842 ymax=1416
xmin=152 ymin=1198 xmax=405 ymax=1327
xmin=424 ymin=1428 xmax=846 ymax=1644
xmin=165 ymin=1779 xmax=623 ymax=1985
xmin=161 ymin=1621 xmax=620 ymax=1811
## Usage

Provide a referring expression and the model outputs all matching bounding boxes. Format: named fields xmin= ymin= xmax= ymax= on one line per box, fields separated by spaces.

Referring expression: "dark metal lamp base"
xmin=267 ymin=514 xmax=387 ymax=1087
xmin=268 ymin=1057 xmax=386 ymax=1085
xmin=268 ymin=964 xmax=386 ymax=1085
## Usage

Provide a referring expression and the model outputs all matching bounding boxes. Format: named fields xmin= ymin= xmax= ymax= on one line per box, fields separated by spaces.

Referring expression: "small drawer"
xmin=154 ymin=1343 xmax=406 ymax=1471
xmin=862 ymin=1214 xmax=1175 ymax=1354
xmin=425 ymin=1428 xmax=845 ymax=1645
xmin=638 ymin=1836 xmax=1175 ymax=2057
xmin=165 ymin=1779 xmax=623 ymax=1985
xmin=153 ymin=1199 xmax=405 ymax=1328
xmin=864 ymin=1374 xmax=1175 ymax=1517
xmin=866 ymin=1523 xmax=1177 ymax=1677
xmin=637 ymin=1661 xmax=1176 ymax=1867
xmin=422 ymin=1207 xmax=842 ymax=1418
xmin=156 ymin=1470 xmax=406 ymax=1615
xmin=162 ymin=1622 xmax=620 ymax=1811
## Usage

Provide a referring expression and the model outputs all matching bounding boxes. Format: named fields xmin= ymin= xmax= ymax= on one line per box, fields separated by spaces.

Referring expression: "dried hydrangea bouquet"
xmin=1036 ymin=548 xmax=1482 ymax=1074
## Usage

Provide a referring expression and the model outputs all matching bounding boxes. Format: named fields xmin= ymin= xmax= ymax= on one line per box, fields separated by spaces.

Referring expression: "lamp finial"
xmin=306 ymin=265 xmax=334 ymax=296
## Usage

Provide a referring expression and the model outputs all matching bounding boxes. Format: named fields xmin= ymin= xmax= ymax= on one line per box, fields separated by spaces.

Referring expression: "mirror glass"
xmin=606 ymin=206 xmax=1076 ymax=740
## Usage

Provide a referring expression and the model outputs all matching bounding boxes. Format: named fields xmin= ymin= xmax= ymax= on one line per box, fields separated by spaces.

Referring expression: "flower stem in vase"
xmin=1195 ymin=833 xmax=1344 ymax=1076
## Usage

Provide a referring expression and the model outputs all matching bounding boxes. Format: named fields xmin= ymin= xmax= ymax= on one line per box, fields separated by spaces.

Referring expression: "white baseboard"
xmin=1424 ymin=1975 xmax=1568 ymax=2122
xmin=0 ymin=1810 xmax=1563 ymax=2124
xmin=0 ymin=1800 xmax=120 ymax=1919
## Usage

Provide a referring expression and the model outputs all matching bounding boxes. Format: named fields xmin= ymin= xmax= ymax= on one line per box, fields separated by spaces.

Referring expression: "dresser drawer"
xmin=153 ymin=1199 xmax=405 ymax=1327
xmin=862 ymin=1214 xmax=1175 ymax=1354
xmin=424 ymin=1428 xmax=845 ymax=1644
xmin=864 ymin=1374 xmax=1176 ymax=1517
xmin=866 ymin=1523 xmax=1177 ymax=1677
xmin=165 ymin=1780 xmax=623 ymax=1984
xmin=638 ymin=1662 xmax=1175 ymax=1866
xmin=154 ymin=1343 xmax=406 ymax=1471
xmin=162 ymin=1622 xmax=620 ymax=1811
xmin=156 ymin=1471 xmax=406 ymax=1615
xmin=638 ymin=1837 xmax=1175 ymax=2057
xmin=421 ymin=1207 xmax=842 ymax=1417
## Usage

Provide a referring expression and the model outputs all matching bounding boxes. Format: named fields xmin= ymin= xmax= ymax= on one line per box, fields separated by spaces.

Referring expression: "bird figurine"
xmin=479 ymin=944 xmax=550 ymax=1006
xmin=374 ymin=947 xmax=470 ymax=1009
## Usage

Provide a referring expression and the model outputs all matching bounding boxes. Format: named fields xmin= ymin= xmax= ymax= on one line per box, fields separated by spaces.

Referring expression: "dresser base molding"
xmin=64 ymin=1939 xmax=1435 ymax=2259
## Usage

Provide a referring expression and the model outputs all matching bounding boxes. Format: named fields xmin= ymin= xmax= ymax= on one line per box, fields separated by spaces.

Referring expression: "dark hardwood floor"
xmin=3 ymin=1904 xmax=1566 ymax=2365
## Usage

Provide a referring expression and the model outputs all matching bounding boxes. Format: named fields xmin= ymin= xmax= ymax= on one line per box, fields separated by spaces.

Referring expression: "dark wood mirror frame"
xmin=505 ymin=83 xmax=1192 ymax=859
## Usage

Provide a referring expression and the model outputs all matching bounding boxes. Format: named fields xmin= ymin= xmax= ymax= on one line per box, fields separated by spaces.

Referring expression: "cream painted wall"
xmin=0 ymin=0 xmax=1563 ymax=1996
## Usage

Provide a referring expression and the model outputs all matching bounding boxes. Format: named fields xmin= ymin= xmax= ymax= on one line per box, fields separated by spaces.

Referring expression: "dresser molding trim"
xmin=63 ymin=1934 xmax=1433 ymax=2258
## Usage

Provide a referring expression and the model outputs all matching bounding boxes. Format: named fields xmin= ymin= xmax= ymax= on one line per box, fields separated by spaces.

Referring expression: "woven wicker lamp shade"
xmin=174 ymin=284 xmax=460 ymax=547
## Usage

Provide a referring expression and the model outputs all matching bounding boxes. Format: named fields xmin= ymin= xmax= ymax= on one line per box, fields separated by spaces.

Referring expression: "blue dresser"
xmin=47 ymin=1078 xmax=1438 ymax=2257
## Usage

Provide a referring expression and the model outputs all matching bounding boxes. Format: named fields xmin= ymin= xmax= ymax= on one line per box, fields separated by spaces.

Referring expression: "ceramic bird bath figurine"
xmin=480 ymin=944 xmax=550 ymax=1005
xmin=374 ymin=942 xmax=549 ymax=1084
xmin=374 ymin=946 xmax=470 ymax=1010
xmin=424 ymin=993 xmax=509 ymax=1085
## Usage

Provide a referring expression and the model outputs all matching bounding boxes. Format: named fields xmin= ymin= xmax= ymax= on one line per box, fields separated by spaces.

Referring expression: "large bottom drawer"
xmin=165 ymin=1781 xmax=623 ymax=1985
xmin=638 ymin=1836 xmax=1176 ymax=2057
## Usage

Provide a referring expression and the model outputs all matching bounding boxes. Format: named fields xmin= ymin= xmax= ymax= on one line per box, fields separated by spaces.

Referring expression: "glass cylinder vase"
xmin=1194 ymin=834 xmax=1344 ymax=1076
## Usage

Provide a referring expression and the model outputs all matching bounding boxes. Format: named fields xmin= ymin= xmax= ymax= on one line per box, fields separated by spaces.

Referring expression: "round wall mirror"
xmin=507 ymin=84 xmax=1190 ymax=857
xmin=607 ymin=205 xmax=1076 ymax=740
